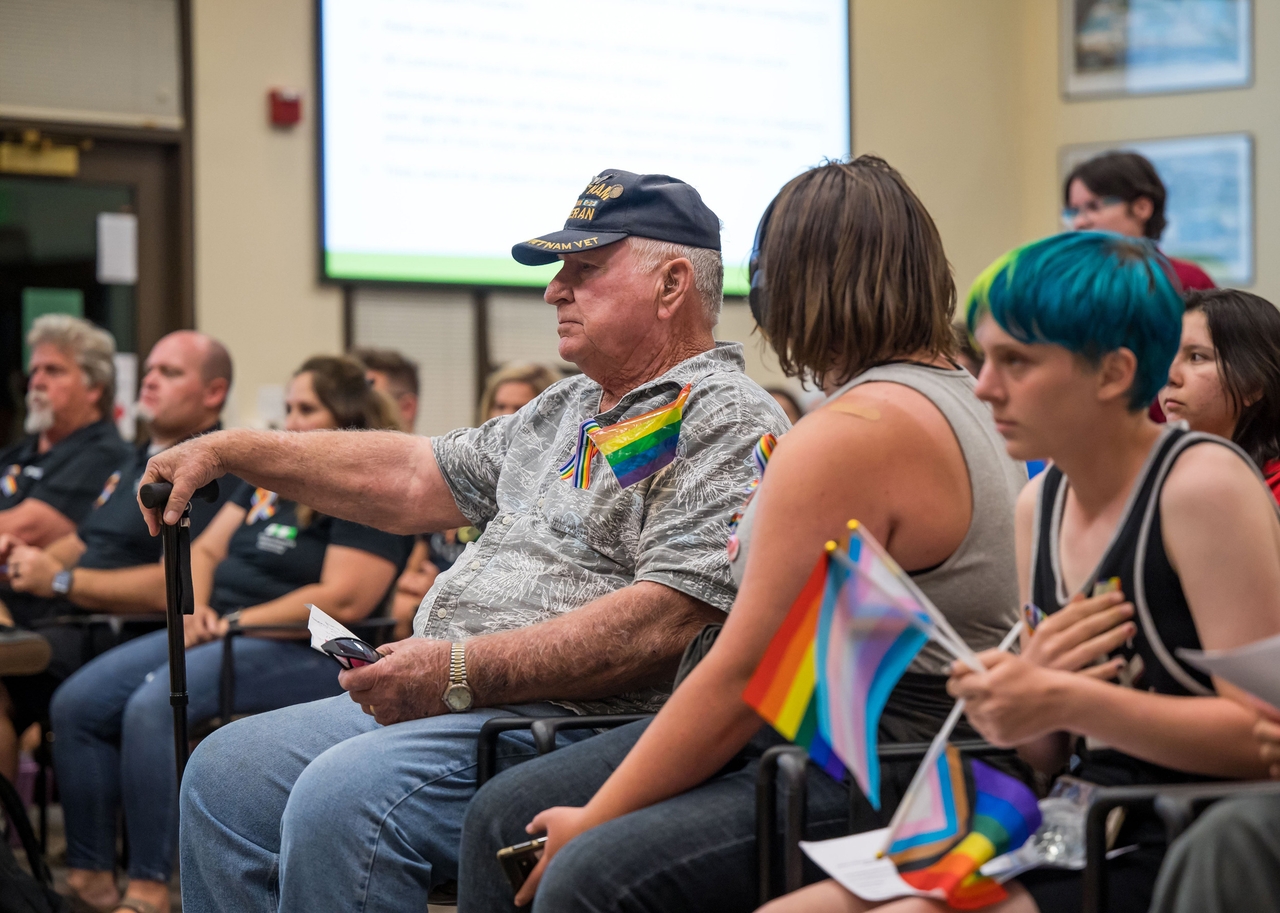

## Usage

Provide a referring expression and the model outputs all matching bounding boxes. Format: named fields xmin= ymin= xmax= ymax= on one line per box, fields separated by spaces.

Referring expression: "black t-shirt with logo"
xmin=76 ymin=441 xmax=237 ymax=571
xmin=0 ymin=420 xmax=128 ymax=525
xmin=209 ymin=480 xmax=413 ymax=614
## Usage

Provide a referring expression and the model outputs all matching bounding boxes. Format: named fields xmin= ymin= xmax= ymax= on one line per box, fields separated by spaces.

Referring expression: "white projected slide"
xmin=319 ymin=0 xmax=849 ymax=292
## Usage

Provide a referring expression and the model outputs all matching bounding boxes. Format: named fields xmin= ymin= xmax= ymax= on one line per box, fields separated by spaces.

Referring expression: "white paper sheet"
xmin=307 ymin=603 xmax=358 ymax=654
xmin=800 ymin=829 xmax=944 ymax=903
xmin=96 ymin=212 xmax=138 ymax=284
xmin=1178 ymin=634 xmax=1280 ymax=712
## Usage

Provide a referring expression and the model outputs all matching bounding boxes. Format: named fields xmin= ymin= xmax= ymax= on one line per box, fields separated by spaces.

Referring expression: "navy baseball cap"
xmin=512 ymin=169 xmax=721 ymax=266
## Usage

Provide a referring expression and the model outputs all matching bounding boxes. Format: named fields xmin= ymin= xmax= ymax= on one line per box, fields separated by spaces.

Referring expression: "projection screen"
xmin=318 ymin=0 xmax=851 ymax=293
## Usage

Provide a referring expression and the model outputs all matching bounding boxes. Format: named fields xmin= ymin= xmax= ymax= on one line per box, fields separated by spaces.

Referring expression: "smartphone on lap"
xmin=497 ymin=836 xmax=547 ymax=891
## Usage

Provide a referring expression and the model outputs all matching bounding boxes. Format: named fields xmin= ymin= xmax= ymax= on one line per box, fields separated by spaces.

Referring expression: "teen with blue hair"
xmin=756 ymin=231 xmax=1280 ymax=913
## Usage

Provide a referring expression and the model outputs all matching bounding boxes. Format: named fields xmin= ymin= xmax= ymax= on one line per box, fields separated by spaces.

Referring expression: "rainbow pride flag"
xmin=590 ymin=383 xmax=691 ymax=488
xmin=559 ymin=384 xmax=691 ymax=490
xmin=898 ymin=759 xmax=1042 ymax=909
xmin=742 ymin=550 xmax=847 ymax=780
xmin=744 ymin=525 xmax=935 ymax=799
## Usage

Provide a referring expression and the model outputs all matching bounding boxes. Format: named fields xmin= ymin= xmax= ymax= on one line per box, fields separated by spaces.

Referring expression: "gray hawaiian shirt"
xmin=414 ymin=341 xmax=789 ymax=713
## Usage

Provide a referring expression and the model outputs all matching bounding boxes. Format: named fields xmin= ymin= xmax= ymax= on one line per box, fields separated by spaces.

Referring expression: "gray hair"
xmin=627 ymin=237 xmax=724 ymax=324
xmin=28 ymin=314 xmax=117 ymax=411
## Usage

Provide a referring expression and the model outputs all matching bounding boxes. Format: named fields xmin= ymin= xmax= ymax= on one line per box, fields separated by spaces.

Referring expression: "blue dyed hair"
xmin=965 ymin=232 xmax=1184 ymax=409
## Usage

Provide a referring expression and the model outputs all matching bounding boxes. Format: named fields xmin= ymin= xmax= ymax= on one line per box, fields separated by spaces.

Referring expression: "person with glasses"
xmin=1062 ymin=151 xmax=1215 ymax=295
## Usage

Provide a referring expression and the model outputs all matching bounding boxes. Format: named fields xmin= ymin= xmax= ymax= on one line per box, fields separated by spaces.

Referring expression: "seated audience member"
xmin=0 ymin=331 xmax=234 ymax=783
xmin=0 ymin=315 xmax=126 ymax=549
xmin=476 ymin=361 xmax=562 ymax=423
xmin=1063 ymin=151 xmax=1214 ymax=293
xmin=457 ymin=157 xmax=1029 ymax=912
xmin=1148 ymin=708 xmax=1280 ymax=913
xmin=818 ymin=232 xmax=1280 ymax=913
xmin=52 ymin=355 xmax=412 ymax=913
xmin=143 ymin=169 xmax=788 ymax=912
xmin=1158 ymin=288 xmax=1280 ymax=501
xmin=353 ymin=346 xmax=420 ymax=432
xmin=765 ymin=386 xmax=803 ymax=425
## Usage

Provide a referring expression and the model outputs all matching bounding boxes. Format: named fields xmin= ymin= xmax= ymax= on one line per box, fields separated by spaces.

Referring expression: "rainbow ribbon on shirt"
xmin=95 ymin=471 xmax=122 ymax=507
xmin=559 ymin=384 xmax=692 ymax=490
xmin=1 ymin=464 xmax=20 ymax=497
xmin=246 ymin=488 xmax=278 ymax=524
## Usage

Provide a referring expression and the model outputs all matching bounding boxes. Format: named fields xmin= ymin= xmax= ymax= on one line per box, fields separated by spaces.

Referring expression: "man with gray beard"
xmin=0 ymin=315 xmax=127 ymax=547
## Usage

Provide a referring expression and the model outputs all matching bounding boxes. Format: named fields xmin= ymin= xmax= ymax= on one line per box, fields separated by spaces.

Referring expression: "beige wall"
xmin=192 ymin=0 xmax=342 ymax=427
xmin=191 ymin=0 xmax=1278 ymax=427
xmin=1013 ymin=2 xmax=1277 ymax=303
xmin=852 ymin=0 xmax=1025 ymax=301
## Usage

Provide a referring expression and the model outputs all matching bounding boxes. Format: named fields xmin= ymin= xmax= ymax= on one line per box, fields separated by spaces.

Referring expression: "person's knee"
xmin=533 ymin=834 xmax=620 ymax=913
xmin=49 ymin=669 xmax=95 ymax=734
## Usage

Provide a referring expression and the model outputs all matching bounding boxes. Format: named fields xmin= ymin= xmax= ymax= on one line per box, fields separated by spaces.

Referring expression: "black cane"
xmin=139 ymin=480 xmax=220 ymax=785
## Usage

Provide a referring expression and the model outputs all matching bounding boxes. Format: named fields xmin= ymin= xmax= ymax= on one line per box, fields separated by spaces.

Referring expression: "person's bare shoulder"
xmin=1161 ymin=441 xmax=1269 ymax=521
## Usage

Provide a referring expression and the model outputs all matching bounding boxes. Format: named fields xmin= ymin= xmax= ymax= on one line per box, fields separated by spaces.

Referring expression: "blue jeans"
xmin=178 ymin=694 xmax=590 ymax=913
xmin=49 ymin=629 xmax=344 ymax=882
xmin=457 ymin=720 xmax=855 ymax=913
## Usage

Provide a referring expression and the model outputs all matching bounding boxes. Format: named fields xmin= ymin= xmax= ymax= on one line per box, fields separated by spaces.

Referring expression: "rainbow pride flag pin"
xmin=559 ymin=384 xmax=691 ymax=490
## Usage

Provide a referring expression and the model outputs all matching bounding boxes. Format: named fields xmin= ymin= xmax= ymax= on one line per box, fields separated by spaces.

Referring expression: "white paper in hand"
xmin=800 ymin=829 xmax=943 ymax=903
xmin=1178 ymin=633 xmax=1280 ymax=712
xmin=307 ymin=603 xmax=358 ymax=655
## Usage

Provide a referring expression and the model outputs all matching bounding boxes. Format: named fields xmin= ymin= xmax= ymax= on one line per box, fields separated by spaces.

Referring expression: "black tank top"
xmin=1028 ymin=426 xmax=1262 ymax=699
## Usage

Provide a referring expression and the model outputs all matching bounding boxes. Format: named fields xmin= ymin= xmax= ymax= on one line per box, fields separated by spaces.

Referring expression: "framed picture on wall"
xmin=1061 ymin=133 xmax=1254 ymax=286
xmin=1062 ymin=0 xmax=1252 ymax=98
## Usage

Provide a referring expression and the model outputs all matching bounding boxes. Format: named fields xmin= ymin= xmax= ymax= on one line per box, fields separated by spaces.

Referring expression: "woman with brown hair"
xmin=52 ymin=355 xmax=413 ymax=913
xmin=455 ymin=157 xmax=1034 ymax=913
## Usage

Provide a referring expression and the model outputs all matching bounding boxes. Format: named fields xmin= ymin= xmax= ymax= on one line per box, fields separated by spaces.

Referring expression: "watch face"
xmin=443 ymin=683 xmax=473 ymax=712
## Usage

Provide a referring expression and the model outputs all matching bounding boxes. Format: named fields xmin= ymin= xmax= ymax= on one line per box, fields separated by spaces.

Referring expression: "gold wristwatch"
xmin=442 ymin=642 xmax=474 ymax=712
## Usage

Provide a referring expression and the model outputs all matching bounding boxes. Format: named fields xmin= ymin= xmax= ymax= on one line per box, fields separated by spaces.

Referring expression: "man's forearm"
xmin=466 ymin=581 xmax=723 ymax=706
xmin=205 ymin=429 xmax=467 ymax=534
xmin=69 ymin=565 xmax=167 ymax=614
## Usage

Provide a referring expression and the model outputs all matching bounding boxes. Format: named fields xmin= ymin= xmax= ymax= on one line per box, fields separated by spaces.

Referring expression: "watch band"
xmin=442 ymin=642 xmax=474 ymax=712
xmin=51 ymin=569 xmax=73 ymax=596
xmin=449 ymin=641 xmax=468 ymax=685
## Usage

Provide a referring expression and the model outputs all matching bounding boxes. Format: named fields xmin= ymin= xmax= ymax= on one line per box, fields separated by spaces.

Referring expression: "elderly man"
xmin=0 ymin=315 xmax=127 ymax=547
xmin=149 ymin=169 xmax=788 ymax=913
xmin=0 ymin=331 xmax=235 ymax=785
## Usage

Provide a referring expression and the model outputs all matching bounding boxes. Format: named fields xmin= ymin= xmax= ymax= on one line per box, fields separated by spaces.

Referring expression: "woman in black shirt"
xmin=52 ymin=356 xmax=413 ymax=913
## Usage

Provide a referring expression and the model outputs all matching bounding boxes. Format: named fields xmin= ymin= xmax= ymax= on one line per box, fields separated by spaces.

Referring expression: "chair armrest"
xmin=51 ymin=612 xmax=166 ymax=627
xmin=476 ymin=713 xmax=654 ymax=787
xmin=1082 ymin=779 xmax=1280 ymax=913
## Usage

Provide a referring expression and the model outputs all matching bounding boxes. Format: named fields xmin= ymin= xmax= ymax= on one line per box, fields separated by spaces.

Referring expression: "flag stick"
xmin=876 ymin=617 xmax=1024 ymax=858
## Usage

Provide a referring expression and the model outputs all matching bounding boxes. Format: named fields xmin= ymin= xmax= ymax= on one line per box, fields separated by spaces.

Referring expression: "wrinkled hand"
xmin=138 ymin=433 xmax=228 ymax=534
xmin=337 ymin=638 xmax=451 ymax=725
xmin=7 ymin=545 xmax=61 ymax=597
xmin=184 ymin=604 xmax=221 ymax=649
xmin=949 ymin=650 xmax=1069 ymax=747
xmin=1022 ymin=591 xmax=1133 ymax=679
xmin=1255 ymin=707 xmax=1280 ymax=779
xmin=514 ymin=806 xmax=594 ymax=906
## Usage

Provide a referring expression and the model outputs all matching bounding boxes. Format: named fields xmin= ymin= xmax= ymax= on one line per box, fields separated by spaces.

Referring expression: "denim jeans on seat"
xmin=49 ymin=628 xmax=345 ymax=883
xmin=178 ymin=694 xmax=591 ymax=913
xmin=457 ymin=719 xmax=855 ymax=913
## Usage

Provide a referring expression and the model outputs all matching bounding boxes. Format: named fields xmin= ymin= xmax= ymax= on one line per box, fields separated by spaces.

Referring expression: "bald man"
xmin=0 ymin=331 xmax=237 ymax=780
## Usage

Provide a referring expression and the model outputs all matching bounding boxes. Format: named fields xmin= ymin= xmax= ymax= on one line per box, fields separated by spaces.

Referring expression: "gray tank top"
xmin=729 ymin=363 xmax=1025 ymax=674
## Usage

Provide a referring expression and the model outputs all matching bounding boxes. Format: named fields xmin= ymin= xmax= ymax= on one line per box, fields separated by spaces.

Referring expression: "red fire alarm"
xmin=269 ymin=89 xmax=302 ymax=127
